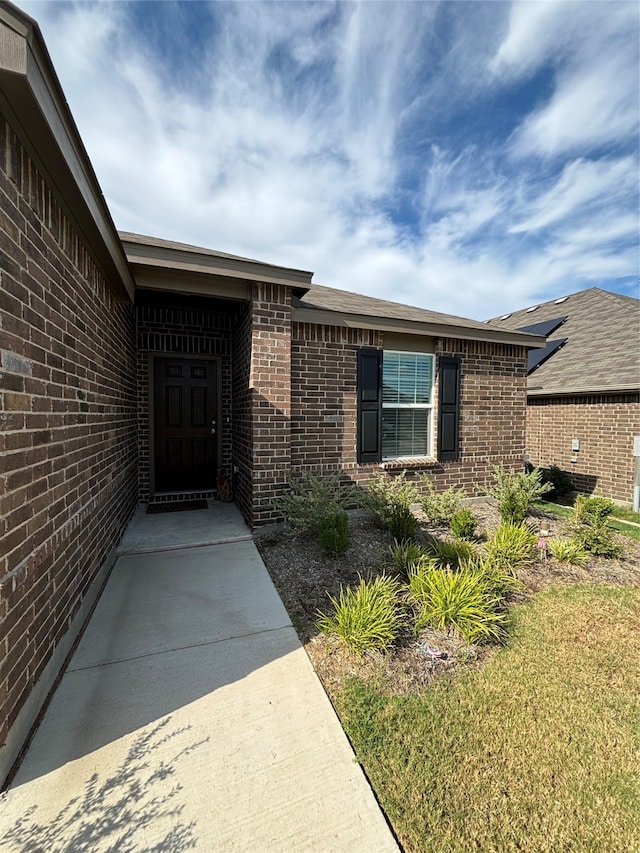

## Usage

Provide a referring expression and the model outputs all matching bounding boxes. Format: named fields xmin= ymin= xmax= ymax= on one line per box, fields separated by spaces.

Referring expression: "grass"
xmin=336 ymin=585 xmax=640 ymax=853
xmin=536 ymin=500 xmax=640 ymax=542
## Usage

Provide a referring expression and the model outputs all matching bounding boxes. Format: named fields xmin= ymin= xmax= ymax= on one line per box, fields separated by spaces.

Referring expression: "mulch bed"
xmin=255 ymin=502 xmax=640 ymax=697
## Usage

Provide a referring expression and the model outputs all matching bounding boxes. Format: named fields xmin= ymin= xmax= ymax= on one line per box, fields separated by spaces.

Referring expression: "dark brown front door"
xmin=154 ymin=357 xmax=218 ymax=491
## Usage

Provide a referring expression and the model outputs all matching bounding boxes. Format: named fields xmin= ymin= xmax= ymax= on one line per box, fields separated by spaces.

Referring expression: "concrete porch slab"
xmin=118 ymin=500 xmax=251 ymax=554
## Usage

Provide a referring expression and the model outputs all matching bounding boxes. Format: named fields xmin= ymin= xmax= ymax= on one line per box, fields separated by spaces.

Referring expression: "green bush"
xmin=408 ymin=563 xmax=507 ymax=643
xmin=571 ymin=496 xmax=622 ymax=553
xmin=277 ymin=471 xmax=355 ymax=533
xmin=450 ymin=508 xmax=478 ymax=540
xmin=485 ymin=465 xmax=553 ymax=525
xmin=540 ymin=465 xmax=574 ymax=500
xmin=361 ymin=472 xmax=420 ymax=536
xmin=389 ymin=503 xmax=417 ymax=541
xmin=389 ymin=539 xmax=430 ymax=576
xmin=486 ymin=523 xmax=538 ymax=569
xmin=548 ymin=538 xmax=589 ymax=567
xmin=318 ymin=511 xmax=350 ymax=556
xmin=316 ymin=574 xmax=402 ymax=655
xmin=569 ymin=497 xmax=623 ymax=558
xmin=428 ymin=537 xmax=475 ymax=569
xmin=419 ymin=477 xmax=466 ymax=525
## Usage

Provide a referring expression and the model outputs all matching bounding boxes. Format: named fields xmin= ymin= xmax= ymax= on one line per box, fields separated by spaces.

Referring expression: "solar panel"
xmin=527 ymin=338 xmax=567 ymax=373
xmin=517 ymin=316 xmax=567 ymax=337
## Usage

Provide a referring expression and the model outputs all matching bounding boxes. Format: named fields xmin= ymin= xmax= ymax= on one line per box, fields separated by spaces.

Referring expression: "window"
xmin=381 ymin=352 xmax=434 ymax=459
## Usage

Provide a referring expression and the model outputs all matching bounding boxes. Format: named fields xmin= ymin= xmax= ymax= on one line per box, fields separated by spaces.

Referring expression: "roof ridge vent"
xmin=525 ymin=305 xmax=539 ymax=313
xmin=554 ymin=296 xmax=569 ymax=304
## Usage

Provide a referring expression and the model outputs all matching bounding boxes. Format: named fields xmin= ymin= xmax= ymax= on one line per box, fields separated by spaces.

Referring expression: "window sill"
xmin=379 ymin=457 xmax=439 ymax=470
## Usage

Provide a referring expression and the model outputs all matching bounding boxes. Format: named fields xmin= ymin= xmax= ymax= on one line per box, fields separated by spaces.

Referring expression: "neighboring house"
xmin=0 ymin=3 xmax=541 ymax=783
xmin=490 ymin=288 xmax=640 ymax=504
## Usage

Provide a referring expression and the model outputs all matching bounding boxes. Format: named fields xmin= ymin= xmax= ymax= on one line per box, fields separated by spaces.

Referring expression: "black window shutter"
xmin=438 ymin=357 xmax=461 ymax=462
xmin=357 ymin=348 xmax=383 ymax=464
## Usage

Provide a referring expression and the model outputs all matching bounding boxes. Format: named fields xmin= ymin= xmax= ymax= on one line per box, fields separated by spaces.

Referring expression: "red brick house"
xmin=0 ymin=3 xmax=541 ymax=783
xmin=490 ymin=288 xmax=640 ymax=505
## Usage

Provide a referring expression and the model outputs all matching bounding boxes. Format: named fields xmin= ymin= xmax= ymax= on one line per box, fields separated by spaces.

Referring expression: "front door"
xmin=153 ymin=357 xmax=218 ymax=492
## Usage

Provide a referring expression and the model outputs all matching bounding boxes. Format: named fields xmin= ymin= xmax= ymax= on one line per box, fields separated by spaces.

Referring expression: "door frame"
xmin=148 ymin=353 xmax=222 ymax=495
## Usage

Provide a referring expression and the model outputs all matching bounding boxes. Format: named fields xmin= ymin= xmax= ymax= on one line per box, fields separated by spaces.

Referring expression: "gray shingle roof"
xmin=489 ymin=288 xmax=640 ymax=395
xmin=297 ymin=283 xmax=539 ymax=342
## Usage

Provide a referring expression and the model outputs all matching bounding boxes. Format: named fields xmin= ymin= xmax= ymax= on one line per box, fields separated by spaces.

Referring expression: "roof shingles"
xmin=490 ymin=288 xmax=640 ymax=395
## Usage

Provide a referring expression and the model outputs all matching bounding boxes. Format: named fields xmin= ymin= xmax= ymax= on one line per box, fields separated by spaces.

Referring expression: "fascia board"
xmin=0 ymin=6 xmax=135 ymax=301
xmin=292 ymin=306 xmax=545 ymax=348
xmin=122 ymin=246 xmax=312 ymax=288
xmin=121 ymin=238 xmax=313 ymax=287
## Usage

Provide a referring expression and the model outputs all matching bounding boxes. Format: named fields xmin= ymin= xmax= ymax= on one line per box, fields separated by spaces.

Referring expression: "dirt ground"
xmin=255 ymin=502 xmax=640 ymax=697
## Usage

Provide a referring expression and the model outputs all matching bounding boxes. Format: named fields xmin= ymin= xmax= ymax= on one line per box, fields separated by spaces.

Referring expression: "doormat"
xmin=147 ymin=500 xmax=208 ymax=514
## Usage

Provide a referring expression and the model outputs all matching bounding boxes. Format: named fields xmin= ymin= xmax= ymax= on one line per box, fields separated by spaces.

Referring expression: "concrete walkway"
xmin=0 ymin=503 xmax=399 ymax=853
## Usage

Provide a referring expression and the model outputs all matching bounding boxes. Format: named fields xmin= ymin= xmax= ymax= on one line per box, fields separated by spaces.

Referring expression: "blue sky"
xmin=22 ymin=1 xmax=639 ymax=319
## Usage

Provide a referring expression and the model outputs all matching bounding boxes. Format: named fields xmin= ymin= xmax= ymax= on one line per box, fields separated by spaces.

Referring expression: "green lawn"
xmin=336 ymin=585 xmax=640 ymax=853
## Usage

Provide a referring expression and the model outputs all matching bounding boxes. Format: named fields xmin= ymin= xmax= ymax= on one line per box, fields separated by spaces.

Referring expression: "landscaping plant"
xmin=361 ymin=472 xmax=419 ymax=537
xmin=548 ymin=538 xmax=589 ymax=567
xmin=569 ymin=495 xmax=623 ymax=558
xmin=428 ymin=537 xmax=475 ymax=569
xmin=486 ymin=464 xmax=553 ymax=524
xmin=408 ymin=562 xmax=508 ymax=643
xmin=450 ymin=508 xmax=478 ymax=540
xmin=277 ymin=471 xmax=354 ymax=534
xmin=318 ymin=510 xmax=350 ymax=556
xmin=486 ymin=522 xmax=538 ymax=569
xmin=316 ymin=574 xmax=403 ymax=655
xmin=540 ymin=465 xmax=574 ymax=500
xmin=419 ymin=477 xmax=466 ymax=525
xmin=389 ymin=539 xmax=431 ymax=576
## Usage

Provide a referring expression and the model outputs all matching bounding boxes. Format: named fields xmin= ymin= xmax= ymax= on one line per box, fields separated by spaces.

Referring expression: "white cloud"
xmin=510 ymin=157 xmax=637 ymax=233
xmin=18 ymin=0 xmax=639 ymax=321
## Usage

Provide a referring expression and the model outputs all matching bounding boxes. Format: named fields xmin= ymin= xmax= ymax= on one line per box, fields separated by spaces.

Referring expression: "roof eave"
xmin=528 ymin=384 xmax=640 ymax=397
xmin=120 ymin=236 xmax=313 ymax=290
xmin=292 ymin=306 xmax=544 ymax=347
xmin=0 ymin=2 xmax=135 ymax=301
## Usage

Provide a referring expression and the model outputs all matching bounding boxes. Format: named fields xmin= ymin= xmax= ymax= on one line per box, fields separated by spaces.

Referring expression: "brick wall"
xmin=0 ymin=116 xmax=138 ymax=780
xmin=527 ymin=393 xmax=640 ymax=503
xmin=231 ymin=302 xmax=253 ymax=522
xmin=249 ymin=283 xmax=292 ymax=526
xmin=136 ymin=296 xmax=234 ymax=501
xmin=290 ymin=324 xmax=528 ymax=498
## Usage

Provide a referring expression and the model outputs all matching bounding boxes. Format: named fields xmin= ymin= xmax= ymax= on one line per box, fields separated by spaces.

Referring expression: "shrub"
xmin=548 ymin=538 xmax=589 ymax=567
xmin=318 ymin=511 xmax=350 ymax=556
xmin=485 ymin=465 xmax=553 ymax=525
xmin=277 ymin=471 xmax=355 ymax=533
xmin=450 ymin=508 xmax=478 ymax=540
xmin=316 ymin=574 xmax=402 ymax=655
xmin=540 ymin=465 xmax=574 ymax=500
xmin=429 ymin=537 xmax=475 ymax=569
xmin=419 ymin=477 xmax=466 ymax=525
xmin=569 ymin=497 xmax=623 ymax=558
xmin=390 ymin=539 xmax=430 ymax=576
xmin=389 ymin=503 xmax=417 ymax=541
xmin=486 ymin=523 xmax=538 ymax=570
xmin=408 ymin=563 xmax=507 ymax=643
xmin=361 ymin=472 xmax=420 ymax=536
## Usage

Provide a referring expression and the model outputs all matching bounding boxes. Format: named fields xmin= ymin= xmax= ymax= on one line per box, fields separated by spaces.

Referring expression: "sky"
xmin=20 ymin=0 xmax=640 ymax=320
